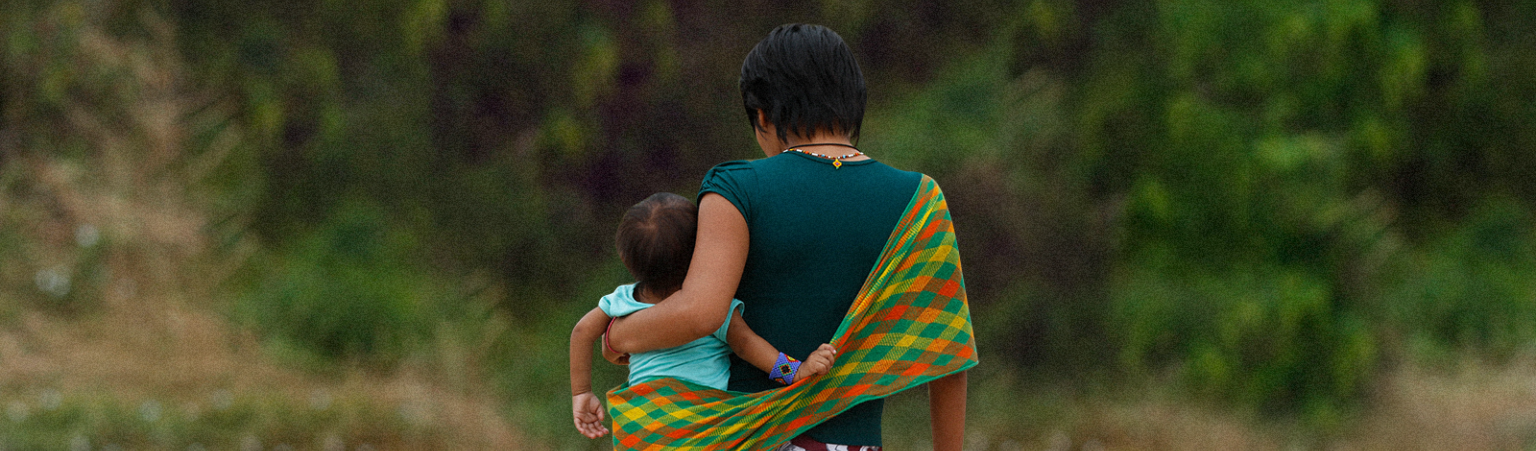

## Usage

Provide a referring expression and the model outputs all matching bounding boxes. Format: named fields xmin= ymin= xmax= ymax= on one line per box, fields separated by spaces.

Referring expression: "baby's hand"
xmin=795 ymin=344 xmax=838 ymax=381
xmin=572 ymin=391 xmax=610 ymax=439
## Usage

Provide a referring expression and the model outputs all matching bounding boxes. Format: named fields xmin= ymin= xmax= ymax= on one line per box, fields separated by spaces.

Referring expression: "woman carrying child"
xmin=605 ymin=24 xmax=970 ymax=451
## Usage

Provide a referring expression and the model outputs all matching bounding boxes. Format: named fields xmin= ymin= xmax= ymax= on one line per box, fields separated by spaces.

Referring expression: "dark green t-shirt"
xmin=698 ymin=151 xmax=922 ymax=446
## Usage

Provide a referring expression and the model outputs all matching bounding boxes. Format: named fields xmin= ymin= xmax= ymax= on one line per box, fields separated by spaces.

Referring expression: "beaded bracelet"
xmin=768 ymin=352 xmax=802 ymax=385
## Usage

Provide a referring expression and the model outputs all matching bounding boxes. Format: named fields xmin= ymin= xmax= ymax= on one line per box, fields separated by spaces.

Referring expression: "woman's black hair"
xmin=615 ymin=192 xmax=698 ymax=296
xmin=740 ymin=23 xmax=866 ymax=144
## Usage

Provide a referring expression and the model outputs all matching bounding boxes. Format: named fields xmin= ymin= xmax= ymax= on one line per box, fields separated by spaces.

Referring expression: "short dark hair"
xmin=740 ymin=23 xmax=867 ymax=144
xmin=615 ymin=193 xmax=698 ymax=295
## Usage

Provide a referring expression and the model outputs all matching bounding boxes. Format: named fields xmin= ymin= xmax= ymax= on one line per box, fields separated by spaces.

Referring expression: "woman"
xmin=607 ymin=23 xmax=968 ymax=451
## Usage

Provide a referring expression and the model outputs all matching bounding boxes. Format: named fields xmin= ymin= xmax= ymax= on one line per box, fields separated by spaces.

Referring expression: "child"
xmin=569 ymin=192 xmax=838 ymax=439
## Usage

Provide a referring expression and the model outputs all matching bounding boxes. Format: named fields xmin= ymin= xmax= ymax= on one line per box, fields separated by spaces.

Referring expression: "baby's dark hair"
xmin=615 ymin=193 xmax=698 ymax=296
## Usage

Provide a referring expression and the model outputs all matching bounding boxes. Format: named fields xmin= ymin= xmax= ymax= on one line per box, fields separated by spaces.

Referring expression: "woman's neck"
xmin=779 ymin=131 xmax=868 ymax=162
xmin=782 ymin=130 xmax=854 ymax=149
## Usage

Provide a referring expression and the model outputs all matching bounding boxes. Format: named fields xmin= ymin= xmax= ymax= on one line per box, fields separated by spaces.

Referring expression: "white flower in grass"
xmin=139 ymin=400 xmax=162 ymax=422
xmin=38 ymin=389 xmax=61 ymax=411
xmin=34 ymin=267 xmax=70 ymax=298
xmin=75 ymin=224 xmax=100 ymax=248
xmin=5 ymin=401 xmax=27 ymax=422
xmin=211 ymin=389 xmax=233 ymax=411
xmin=322 ymin=434 xmax=344 ymax=451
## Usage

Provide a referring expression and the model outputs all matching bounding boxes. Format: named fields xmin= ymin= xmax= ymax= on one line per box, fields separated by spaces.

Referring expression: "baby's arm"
xmin=570 ymin=307 xmax=612 ymax=439
xmin=726 ymin=314 xmax=837 ymax=384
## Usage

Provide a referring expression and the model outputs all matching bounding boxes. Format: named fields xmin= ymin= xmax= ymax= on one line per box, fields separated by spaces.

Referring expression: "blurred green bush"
xmin=1380 ymin=198 xmax=1536 ymax=359
xmin=237 ymin=199 xmax=436 ymax=363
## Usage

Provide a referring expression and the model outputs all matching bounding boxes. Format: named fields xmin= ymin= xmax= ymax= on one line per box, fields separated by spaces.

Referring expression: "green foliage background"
xmin=4 ymin=0 xmax=1536 ymax=446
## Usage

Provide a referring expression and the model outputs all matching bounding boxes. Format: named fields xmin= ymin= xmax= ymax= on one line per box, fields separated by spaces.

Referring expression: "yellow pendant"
xmin=833 ymin=158 xmax=843 ymax=169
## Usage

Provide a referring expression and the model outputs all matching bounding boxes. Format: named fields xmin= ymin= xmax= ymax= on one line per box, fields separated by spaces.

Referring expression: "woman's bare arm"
xmin=607 ymin=193 xmax=748 ymax=354
xmin=929 ymin=370 xmax=968 ymax=451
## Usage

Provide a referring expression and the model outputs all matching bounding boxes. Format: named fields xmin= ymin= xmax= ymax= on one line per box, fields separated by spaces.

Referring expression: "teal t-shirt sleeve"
xmin=713 ymin=299 xmax=746 ymax=343
xmin=698 ymin=160 xmax=755 ymax=223
xmin=597 ymin=284 xmax=648 ymax=317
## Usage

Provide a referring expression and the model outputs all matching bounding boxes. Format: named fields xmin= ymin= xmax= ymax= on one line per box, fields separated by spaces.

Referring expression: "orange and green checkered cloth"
xmin=606 ymin=175 xmax=977 ymax=450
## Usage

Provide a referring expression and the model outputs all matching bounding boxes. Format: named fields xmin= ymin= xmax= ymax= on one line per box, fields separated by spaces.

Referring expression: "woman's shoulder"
xmin=701 ymin=159 xmax=756 ymax=188
xmin=883 ymin=162 xmax=927 ymax=181
xmin=703 ymin=158 xmax=762 ymax=176
xmin=876 ymin=162 xmax=933 ymax=185
xmin=864 ymin=160 xmax=928 ymax=188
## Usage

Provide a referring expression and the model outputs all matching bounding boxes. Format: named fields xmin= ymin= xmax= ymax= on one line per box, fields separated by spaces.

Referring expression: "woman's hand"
xmin=572 ymin=391 xmax=611 ymax=439
xmin=794 ymin=344 xmax=839 ymax=381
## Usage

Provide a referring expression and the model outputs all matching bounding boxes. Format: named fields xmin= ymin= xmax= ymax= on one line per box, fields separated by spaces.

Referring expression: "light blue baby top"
xmin=600 ymin=284 xmax=745 ymax=390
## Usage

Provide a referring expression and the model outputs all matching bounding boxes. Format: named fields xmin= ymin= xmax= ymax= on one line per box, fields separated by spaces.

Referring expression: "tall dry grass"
xmin=895 ymin=359 xmax=1536 ymax=451
xmin=1334 ymin=356 xmax=1536 ymax=450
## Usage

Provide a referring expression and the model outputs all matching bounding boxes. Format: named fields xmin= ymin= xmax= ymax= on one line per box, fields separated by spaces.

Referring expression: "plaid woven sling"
xmin=607 ymin=175 xmax=978 ymax=450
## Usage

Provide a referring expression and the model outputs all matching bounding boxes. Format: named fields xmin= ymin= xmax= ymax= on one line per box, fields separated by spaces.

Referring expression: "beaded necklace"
xmin=780 ymin=143 xmax=863 ymax=169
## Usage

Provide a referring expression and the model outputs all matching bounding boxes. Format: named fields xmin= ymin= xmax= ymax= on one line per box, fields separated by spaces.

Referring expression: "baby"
xmin=569 ymin=192 xmax=838 ymax=439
